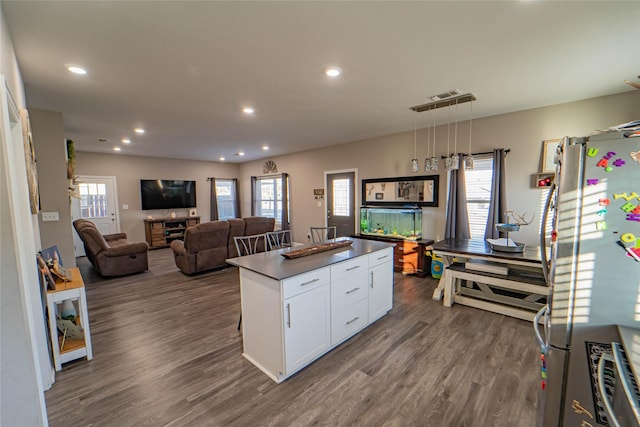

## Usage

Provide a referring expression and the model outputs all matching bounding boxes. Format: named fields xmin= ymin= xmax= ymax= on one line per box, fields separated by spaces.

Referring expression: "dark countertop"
xmin=226 ymin=237 xmax=395 ymax=281
xmin=351 ymin=234 xmax=435 ymax=246
xmin=431 ymin=238 xmax=542 ymax=264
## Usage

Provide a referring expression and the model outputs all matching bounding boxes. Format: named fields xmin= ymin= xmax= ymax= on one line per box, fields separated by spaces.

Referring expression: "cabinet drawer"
xmin=330 ymin=256 xmax=367 ymax=281
xmin=331 ymin=270 xmax=368 ymax=309
xmin=394 ymin=242 xmax=417 ymax=254
xmin=151 ymin=222 xmax=164 ymax=229
xmin=369 ymin=247 xmax=393 ymax=268
xmin=331 ymin=298 xmax=368 ymax=346
xmin=282 ymin=267 xmax=330 ymax=299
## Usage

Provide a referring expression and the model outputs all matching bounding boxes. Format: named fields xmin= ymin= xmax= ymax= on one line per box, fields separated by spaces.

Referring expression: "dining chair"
xmin=310 ymin=226 xmax=337 ymax=243
xmin=233 ymin=233 xmax=267 ymax=330
xmin=266 ymin=230 xmax=292 ymax=251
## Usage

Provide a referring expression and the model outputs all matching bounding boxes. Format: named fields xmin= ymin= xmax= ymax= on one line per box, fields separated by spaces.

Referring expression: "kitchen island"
xmin=226 ymin=237 xmax=394 ymax=383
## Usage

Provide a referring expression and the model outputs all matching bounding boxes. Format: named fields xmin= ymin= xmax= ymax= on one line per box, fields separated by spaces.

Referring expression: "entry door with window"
xmin=326 ymin=171 xmax=355 ymax=238
xmin=72 ymin=176 xmax=119 ymax=257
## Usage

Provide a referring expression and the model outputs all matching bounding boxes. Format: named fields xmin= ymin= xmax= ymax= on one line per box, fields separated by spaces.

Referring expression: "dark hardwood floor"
xmin=46 ymin=249 xmax=540 ymax=426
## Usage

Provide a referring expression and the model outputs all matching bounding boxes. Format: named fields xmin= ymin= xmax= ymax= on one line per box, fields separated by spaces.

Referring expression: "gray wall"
xmin=30 ymin=108 xmax=76 ymax=268
xmin=74 ymin=153 xmax=239 ymax=243
xmin=1 ymin=3 xmax=49 ymax=425
xmin=73 ymin=91 xmax=640 ymax=249
xmin=237 ymin=90 xmax=640 ymax=246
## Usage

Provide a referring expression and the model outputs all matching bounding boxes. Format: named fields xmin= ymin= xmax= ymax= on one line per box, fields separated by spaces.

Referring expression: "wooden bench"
xmin=441 ymin=262 xmax=547 ymax=321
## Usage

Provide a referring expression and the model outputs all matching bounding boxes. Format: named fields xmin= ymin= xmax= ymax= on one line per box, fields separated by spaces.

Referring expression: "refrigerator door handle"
xmin=533 ymin=305 xmax=549 ymax=351
xmin=540 ymin=181 xmax=556 ymax=285
xmin=597 ymin=352 xmax=622 ymax=427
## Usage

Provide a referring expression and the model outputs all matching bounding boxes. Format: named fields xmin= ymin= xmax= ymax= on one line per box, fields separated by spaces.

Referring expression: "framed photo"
xmin=189 ymin=208 xmax=198 ymax=217
xmin=542 ymin=139 xmax=562 ymax=173
xmin=41 ymin=245 xmax=63 ymax=267
xmin=375 ymin=193 xmax=383 ymax=200
xmin=37 ymin=253 xmax=57 ymax=291
xmin=20 ymin=109 xmax=40 ymax=214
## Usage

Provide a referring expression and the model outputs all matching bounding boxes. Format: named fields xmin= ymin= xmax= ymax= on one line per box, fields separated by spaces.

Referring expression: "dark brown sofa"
xmin=73 ymin=219 xmax=149 ymax=276
xmin=170 ymin=216 xmax=275 ymax=275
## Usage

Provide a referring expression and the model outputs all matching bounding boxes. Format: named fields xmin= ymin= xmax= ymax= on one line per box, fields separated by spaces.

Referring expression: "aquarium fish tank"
xmin=359 ymin=207 xmax=422 ymax=240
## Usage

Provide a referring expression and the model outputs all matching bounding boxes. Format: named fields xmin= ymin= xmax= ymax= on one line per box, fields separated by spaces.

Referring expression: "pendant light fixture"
xmin=409 ymin=91 xmax=476 ymax=173
xmin=465 ymin=100 xmax=475 ymax=170
xmin=411 ymin=110 xmax=419 ymax=172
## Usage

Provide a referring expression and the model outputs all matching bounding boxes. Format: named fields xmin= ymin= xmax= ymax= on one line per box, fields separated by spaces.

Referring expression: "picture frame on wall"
xmin=542 ymin=139 xmax=562 ymax=173
xmin=20 ymin=109 xmax=40 ymax=214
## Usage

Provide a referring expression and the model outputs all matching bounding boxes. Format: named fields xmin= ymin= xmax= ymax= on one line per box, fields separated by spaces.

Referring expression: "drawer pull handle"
xmin=398 ymin=247 xmax=404 ymax=252
xmin=346 ymin=287 xmax=360 ymax=295
xmin=300 ymin=278 xmax=319 ymax=286
xmin=286 ymin=303 xmax=291 ymax=328
xmin=377 ymin=255 xmax=389 ymax=260
xmin=346 ymin=316 xmax=360 ymax=325
xmin=346 ymin=265 xmax=361 ymax=271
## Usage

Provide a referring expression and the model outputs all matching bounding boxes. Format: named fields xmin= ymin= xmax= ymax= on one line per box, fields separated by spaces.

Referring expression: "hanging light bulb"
xmin=431 ymin=107 xmax=438 ymax=171
xmin=411 ymin=111 xmax=419 ymax=172
xmin=450 ymin=100 xmax=460 ymax=170
xmin=465 ymin=99 xmax=475 ymax=170
xmin=424 ymin=108 xmax=431 ymax=171
xmin=445 ymin=105 xmax=452 ymax=171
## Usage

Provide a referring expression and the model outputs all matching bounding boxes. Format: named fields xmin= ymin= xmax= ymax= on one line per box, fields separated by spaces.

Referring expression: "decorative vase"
xmin=60 ymin=300 xmax=77 ymax=320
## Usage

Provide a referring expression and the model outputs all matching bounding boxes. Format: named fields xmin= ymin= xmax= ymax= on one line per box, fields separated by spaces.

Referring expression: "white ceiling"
xmin=3 ymin=1 xmax=639 ymax=162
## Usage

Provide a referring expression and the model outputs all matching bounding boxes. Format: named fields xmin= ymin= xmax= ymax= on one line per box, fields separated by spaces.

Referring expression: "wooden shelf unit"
xmin=144 ymin=216 xmax=200 ymax=249
xmin=352 ymin=234 xmax=434 ymax=277
xmin=46 ymin=267 xmax=92 ymax=371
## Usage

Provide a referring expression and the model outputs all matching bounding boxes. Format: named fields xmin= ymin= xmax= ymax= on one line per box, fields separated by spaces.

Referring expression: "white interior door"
xmin=71 ymin=176 xmax=119 ymax=257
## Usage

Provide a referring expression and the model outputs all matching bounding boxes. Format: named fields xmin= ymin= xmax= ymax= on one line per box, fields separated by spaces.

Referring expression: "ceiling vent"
xmin=430 ymin=89 xmax=461 ymax=101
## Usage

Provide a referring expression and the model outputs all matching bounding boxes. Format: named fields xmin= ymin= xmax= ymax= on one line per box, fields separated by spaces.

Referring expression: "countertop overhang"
xmin=226 ymin=237 xmax=395 ymax=281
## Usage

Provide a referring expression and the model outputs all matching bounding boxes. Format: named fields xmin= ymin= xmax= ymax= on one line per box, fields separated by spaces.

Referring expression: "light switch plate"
xmin=42 ymin=212 xmax=59 ymax=221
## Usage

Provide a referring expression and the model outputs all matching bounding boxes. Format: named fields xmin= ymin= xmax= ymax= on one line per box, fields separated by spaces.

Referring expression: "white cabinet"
xmin=283 ymin=284 xmax=331 ymax=374
xmin=237 ymin=244 xmax=394 ymax=383
xmin=331 ymin=258 xmax=369 ymax=346
xmin=368 ymin=247 xmax=394 ymax=322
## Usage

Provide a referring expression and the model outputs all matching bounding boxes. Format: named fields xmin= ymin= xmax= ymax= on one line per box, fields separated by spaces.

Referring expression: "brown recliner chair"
xmin=170 ymin=220 xmax=230 ymax=275
xmin=73 ymin=219 xmax=149 ymax=277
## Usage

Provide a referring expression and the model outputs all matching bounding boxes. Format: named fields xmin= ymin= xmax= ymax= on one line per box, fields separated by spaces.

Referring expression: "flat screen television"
xmin=140 ymin=179 xmax=197 ymax=210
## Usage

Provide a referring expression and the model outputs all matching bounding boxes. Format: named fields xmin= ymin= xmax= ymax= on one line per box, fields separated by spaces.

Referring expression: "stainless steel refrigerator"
xmin=534 ymin=130 xmax=640 ymax=426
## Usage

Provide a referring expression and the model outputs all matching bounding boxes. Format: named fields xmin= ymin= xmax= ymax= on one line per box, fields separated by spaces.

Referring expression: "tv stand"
xmin=144 ymin=216 xmax=200 ymax=249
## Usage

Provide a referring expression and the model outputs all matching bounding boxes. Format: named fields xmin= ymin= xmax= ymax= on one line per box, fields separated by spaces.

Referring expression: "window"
xmin=464 ymin=156 xmax=494 ymax=239
xmin=78 ymin=182 xmax=108 ymax=218
xmin=252 ymin=174 xmax=289 ymax=230
xmin=214 ymin=179 xmax=237 ymax=220
xmin=332 ymin=178 xmax=350 ymax=216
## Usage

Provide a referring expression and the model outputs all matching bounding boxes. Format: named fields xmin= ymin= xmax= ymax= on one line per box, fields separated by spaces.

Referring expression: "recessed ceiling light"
xmin=113 ymin=147 xmax=121 ymax=152
xmin=122 ymin=138 xmax=131 ymax=144
xmin=219 ymin=156 xmax=225 ymax=161
xmin=243 ymin=107 xmax=255 ymax=114
xmin=67 ymin=65 xmax=87 ymax=75
xmin=134 ymin=128 xmax=145 ymax=134
xmin=236 ymin=152 xmax=245 ymax=156
xmin=262 ymin=145 xmax=269 ymax=151
xmin=325 ymin=67 xmax=342 ymax=77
